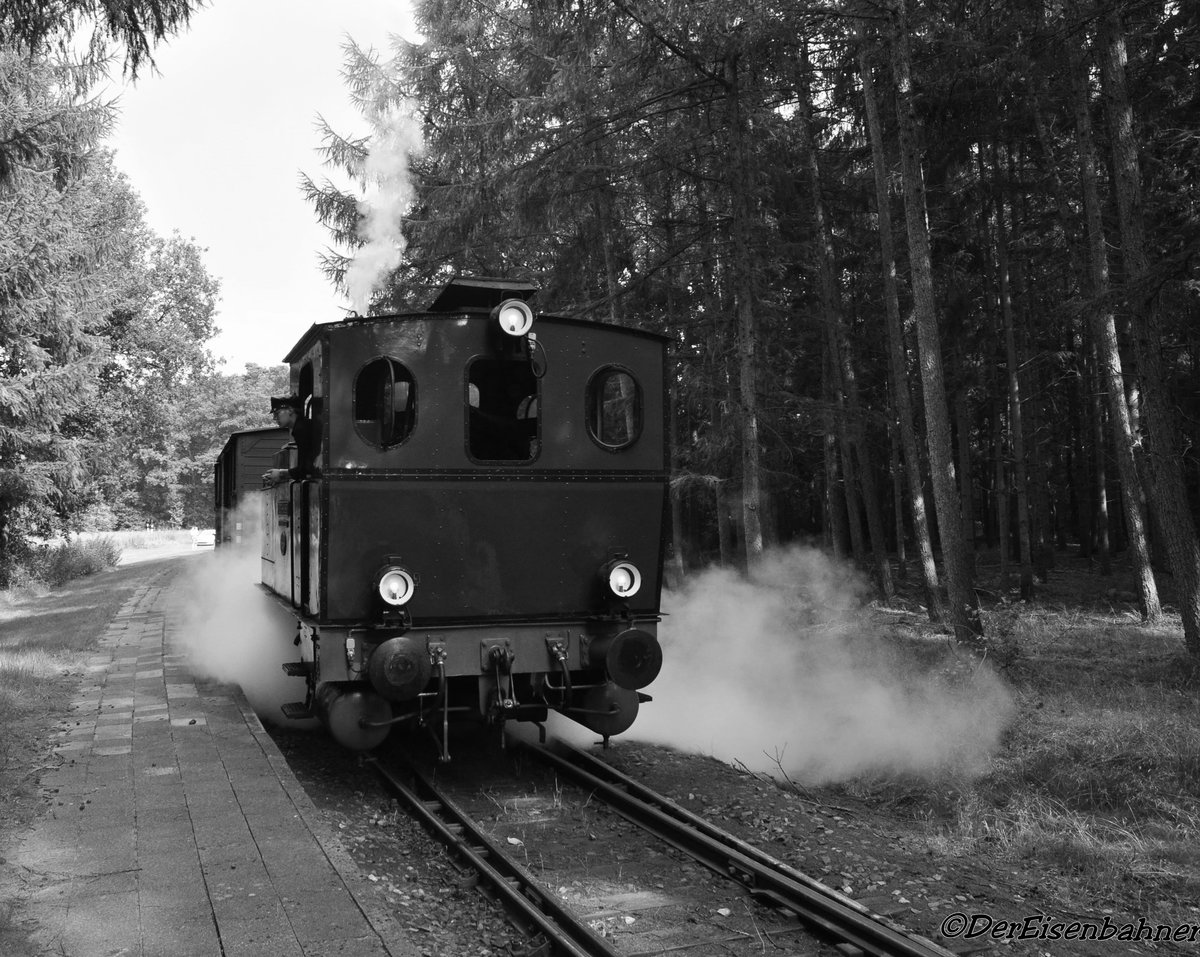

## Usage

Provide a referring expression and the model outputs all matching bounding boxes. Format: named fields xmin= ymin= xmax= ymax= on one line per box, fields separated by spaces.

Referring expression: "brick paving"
xmin=4 ymin=569 xmax=415 ymax=957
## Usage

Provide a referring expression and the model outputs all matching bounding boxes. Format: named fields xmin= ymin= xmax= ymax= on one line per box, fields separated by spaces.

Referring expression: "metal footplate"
xmin=282 ymin=660 xmax=313 ymax=677
xmin=280 ymin=701 xmax=314 ymax=720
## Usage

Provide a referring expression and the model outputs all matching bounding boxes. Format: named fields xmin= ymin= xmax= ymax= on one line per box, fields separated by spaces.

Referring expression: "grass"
xmin=0 ymin=528 xmax=203 ymax=601
xmin=0 ymin=647 xmax=63 ymax=699
xmin=840 ymin=559 xmax=1200 ymax=918
xmin=2 ymin=535 xmax=122 ymax=595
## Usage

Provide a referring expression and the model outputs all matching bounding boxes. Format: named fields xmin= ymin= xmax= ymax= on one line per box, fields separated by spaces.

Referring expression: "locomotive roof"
xmin=282 ymin=307 xmax=668 ymax=364
xmin=426 ymin=276 xmax=540 ymax=311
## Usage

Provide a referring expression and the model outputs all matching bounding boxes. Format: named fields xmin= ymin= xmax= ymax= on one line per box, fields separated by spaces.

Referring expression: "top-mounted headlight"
xmin=493 ymin=298 xmax=535 ymax=337
xmin=603 ymin=559 xmax=642 ymax=599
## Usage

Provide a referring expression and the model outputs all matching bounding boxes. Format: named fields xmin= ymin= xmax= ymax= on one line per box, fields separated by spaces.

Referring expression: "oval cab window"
xmin=355 ymin=357 xmax=415 ymax=448
xmin=587 ymin=367 xmax=641 ymax=450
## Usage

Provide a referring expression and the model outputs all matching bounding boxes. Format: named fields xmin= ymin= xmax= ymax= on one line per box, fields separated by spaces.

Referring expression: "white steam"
xmin=345 ymin=104 xmax=425 ymax=315
xmin=174 ymin=493 xmax=318 ymax=730
xmin=631 ymin=547 xmax=1014 ymax=783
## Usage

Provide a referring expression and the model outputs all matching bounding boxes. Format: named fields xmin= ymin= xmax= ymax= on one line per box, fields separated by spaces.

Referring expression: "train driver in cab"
xmin=262 ymin=394 xmax=320 ymax=485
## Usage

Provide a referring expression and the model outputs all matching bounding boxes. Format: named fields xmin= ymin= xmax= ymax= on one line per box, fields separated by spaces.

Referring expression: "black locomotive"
xmin=217 ymin=277 xmax=668 ymax=756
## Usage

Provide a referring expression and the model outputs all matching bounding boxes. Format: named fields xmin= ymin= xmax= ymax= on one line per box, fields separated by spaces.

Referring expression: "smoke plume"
xmin=630 ymin=547 xmax=1014 ymax=783
xmin=174 ymin=493 xmax=318 ymax=729
xmin=344 ymin=104 xmax=425 ymax=315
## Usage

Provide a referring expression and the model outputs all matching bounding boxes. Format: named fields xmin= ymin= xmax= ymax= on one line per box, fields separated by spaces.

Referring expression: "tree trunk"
xmin=858 ymin=34 xmax=942 ymax=617
xmin=723 ymin=52 xmax=764 ymax=563
xmin=716 ymin=482 xmax=735 ymax=566
xmin=1026 ymin=348 xmax=1053 ymax=582
xmin=1070 ymin=22 xmax=1160 ymax=617
xmin=799 ymin=57 xmax=892 ymax=597
xmin=1070 ymin=330 xmax=1094 ymax=561
xmin=889 ymin=0 xmax=981 ymax=642
xmin=1089 ymin=341 xmax=1113 ymax=575
xmin=838 ymin=405 xmax=869 ymax=569
xmin=1101 ymin=10 xmax=1200 ymax=653
xmin=824 ymin=417 xmax=851 ymax=560
xmin=890 ymin=414 xmax=908 ymax=582
xmin=993 ymin=398 xmax=1011 ymax=592
xmin=591 ymin=151 xmax=623 ymax=325
xmin=664 ymin=183 xmax=687 ymax=584
xmin=993 ymin=176 xmax=1035 ymax=599
xmin=668 ymin=381 xmax=687 ymax=583
xmin=1027 ymin=73 xmax=1094 ymax=563
xmin=956 ymin=392 xmax=975 ymax=574
xmin=825 ymin=340 xmax=867 ymax=566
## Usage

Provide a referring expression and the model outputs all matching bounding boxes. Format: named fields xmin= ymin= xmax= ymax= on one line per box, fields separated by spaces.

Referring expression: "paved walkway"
xmin=3 ymin=565 xmax=415 ymax=957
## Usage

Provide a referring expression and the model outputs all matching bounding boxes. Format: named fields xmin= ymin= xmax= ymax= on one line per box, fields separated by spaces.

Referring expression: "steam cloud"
xmin=173 ymin=509 xmax=1012 ymax=782
xmin=174 ymin=494 xmax=318 ymax=730
xmin=344 ymin=104 xmax=425 ymax=315
xmin=630 ymin=547 xmax=1014 ymax=783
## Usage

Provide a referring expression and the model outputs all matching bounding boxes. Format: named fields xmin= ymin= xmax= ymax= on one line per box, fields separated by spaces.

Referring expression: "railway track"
xmin=524 ymin=740 xmax=957 ymax=957
xmin=368 ymin=740 xmax=959 ymax=957
xmin=367 ymin=753 xmax=618 ymax=957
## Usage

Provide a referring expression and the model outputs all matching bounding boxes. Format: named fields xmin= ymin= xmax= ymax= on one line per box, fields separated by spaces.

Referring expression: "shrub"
xmin=23 ymin=537 xmax=123 ymax=587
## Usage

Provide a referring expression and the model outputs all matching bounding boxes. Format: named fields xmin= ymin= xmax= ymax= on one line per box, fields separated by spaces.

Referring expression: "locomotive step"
xmin=281 ymin=660 xmax=313 ymax=677
xmin=280 ymin=701 xmax=314 ymax=720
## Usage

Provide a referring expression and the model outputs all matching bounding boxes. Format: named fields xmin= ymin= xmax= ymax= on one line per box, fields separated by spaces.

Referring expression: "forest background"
xmin=2 ymin=0 xmax=1200 ymax=655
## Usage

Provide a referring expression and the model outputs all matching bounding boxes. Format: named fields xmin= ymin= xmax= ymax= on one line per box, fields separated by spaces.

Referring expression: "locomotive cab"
xmin=256 ymin=277 xmax=668 ymax=756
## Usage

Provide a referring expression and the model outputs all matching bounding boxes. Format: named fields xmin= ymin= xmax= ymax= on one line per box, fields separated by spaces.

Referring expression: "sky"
xmin=103 ymin=1 xmax=420 ymax=372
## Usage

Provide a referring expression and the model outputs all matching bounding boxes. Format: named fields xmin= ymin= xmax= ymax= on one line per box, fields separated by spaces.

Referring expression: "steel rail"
xmin=524 ymin=740 xmax=957 ymax=957
xmin=366 ymin=756 xmax=618 ymax=957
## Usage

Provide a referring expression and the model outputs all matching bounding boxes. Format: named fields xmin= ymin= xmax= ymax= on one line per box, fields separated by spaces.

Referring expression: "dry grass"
xmin=846 ymin=559 xmax=1200 ymax=916
xmin=76 ymin=528 xmax=196 ymax=550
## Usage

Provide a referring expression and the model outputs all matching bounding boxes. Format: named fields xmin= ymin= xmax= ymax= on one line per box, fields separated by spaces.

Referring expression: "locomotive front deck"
xmin=252 ymin=279 xmax=669 ymax=754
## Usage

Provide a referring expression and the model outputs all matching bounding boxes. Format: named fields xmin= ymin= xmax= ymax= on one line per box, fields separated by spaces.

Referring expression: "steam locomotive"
xmin=215 ymin=277 xmax=668 ymax=756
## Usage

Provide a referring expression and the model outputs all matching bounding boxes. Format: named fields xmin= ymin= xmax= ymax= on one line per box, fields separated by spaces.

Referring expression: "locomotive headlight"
xmin=493 ymin=298 xmax=535 ymax=337
xmin=604 ymin=560 xmax=642 ymax=598
xmin=377 ymin=566 xmax=415 ymax=606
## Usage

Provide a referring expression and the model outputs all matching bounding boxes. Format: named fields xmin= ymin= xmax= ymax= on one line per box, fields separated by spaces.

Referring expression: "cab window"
xmin=467 ymin=358 xmax=538 ymax=461
xmin=587 ymin=367 xmax=641 ymax=450
xmin=354 ymin=357 xmax=415 ymax=448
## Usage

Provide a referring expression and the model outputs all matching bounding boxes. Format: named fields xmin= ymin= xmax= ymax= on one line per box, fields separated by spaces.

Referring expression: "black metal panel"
xmin=290 ymin=483 xmax=303 ymax=610
xmin=307 ymin=483 xmax=322 ymax=617
xmin=323 ymin=315 xmax=666 ymax=474
xmin=290 ymin=338 xmax=328 ymax=474
xmin=323 ymin=477 xmax=667 ymax=623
